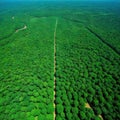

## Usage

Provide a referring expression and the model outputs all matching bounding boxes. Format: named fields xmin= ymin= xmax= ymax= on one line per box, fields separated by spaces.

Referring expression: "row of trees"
xmin=55 ymin=18 xmax=120 ymax=120
xmin=0 ymin=10 xmax=56 ymax=120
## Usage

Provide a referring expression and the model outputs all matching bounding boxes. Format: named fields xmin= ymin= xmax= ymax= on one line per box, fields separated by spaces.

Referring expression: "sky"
xmin=0 ymin=0 xmax=116 ymax=1
xmin=0 ymin=0 xmax=119 ymax=2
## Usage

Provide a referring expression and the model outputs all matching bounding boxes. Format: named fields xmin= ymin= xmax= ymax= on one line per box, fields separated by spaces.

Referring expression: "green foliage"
xmin=31 ymin=109 xmax=40 ymax=117
xmin=47 ymin=104 xmax=54 ymax=114
xmin=0 ymin=4 xmax=55 ymax=119
xmin=0 ymin=1 xmax=120 ymax=120
xmin=80 ymin=111 xmax=86 ymax=119
xmin=56 ymin=104 xmax=64 ymax=114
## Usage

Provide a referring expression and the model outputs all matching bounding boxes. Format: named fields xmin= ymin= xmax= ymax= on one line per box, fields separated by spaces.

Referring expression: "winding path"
xmin=0 ymin=25 xmax=27 ymax=42
xmin=15 ymin=25 xmax=27 ymax=33
xmin=53 ymin=19 xmax=58 ymax=120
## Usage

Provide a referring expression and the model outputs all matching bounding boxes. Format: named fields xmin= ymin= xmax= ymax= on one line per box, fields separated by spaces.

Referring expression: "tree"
xmin=95 ymin=107 xmax=102 ymax=115
xmin=56 ymin=115 xmax=62 ymax=120
xmin=31 ymin=108 xmax=40 ymax=117
xmin=47 ymin=104 xmax=54 ymax=114
xmin=66 ymin=112 xmax=72 ymax=120
xmin=56 ymin=104 xmax=64 ymax=114
xmin=87 ymin=87 xmax=95 ymax=95
xmin=94 ymin=116 xmax=101 ymax=120
xmin=74 ymin=100 xmax=79 ymax=107
xmin=56 ymin=97 xmax=62 ymax=104
xmin=93 ymin=99 xmax=99 ymax=106
xmin=80 ymin=111 xmax=86 ymax=119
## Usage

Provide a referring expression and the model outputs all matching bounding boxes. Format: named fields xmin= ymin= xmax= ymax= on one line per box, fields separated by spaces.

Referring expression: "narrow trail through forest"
xmin=15 ymin=25 xmax=27 ymax=33
xmin=53 ymin=19 xmax=58 ymax=120
xmin=0 ymin=25 xmax=27 ymax=46
xmin=61 ymin=17 xmax=120 ymax=56
xmin=0 ymin=25 xmax=27 ymax=42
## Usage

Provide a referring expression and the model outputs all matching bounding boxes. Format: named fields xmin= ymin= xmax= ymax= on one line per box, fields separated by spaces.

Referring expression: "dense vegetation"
xmin=0 ymin=9 xmax=56 ymax=119
xmin=0 ymin=1 xmax=120 ymax=120
xmin=55 ymin=18 xmax=120 ymax=120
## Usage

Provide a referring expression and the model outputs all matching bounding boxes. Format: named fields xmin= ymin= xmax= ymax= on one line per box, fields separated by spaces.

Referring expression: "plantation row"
xmin=0 ymin=15 xmax=56 ymax=120
xmin=0 ymin=1 xmax=120 ymax=120
xmin=55 ymin=19 xmax=120 ymax=120
xmin=61 ymin=2 xmax=120 ymax=55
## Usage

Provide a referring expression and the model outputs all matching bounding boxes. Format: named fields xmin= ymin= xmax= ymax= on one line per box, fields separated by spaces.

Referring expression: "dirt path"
xmin=99 ymin=115 xmax=104 ymax=120
xmin=85 ymin=103 xmax=91 ymax=109
xmin=15 ymin=25 xmax=27 ymax=33
xmin=53 ymin=19 xmax=58 ymax=120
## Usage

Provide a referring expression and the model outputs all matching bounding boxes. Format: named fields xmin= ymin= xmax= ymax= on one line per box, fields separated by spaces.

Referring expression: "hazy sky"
xmin=0 ymin=0 xmax=119 ymax=2
xmin=0 ymin=0 xmax=116 ymax=1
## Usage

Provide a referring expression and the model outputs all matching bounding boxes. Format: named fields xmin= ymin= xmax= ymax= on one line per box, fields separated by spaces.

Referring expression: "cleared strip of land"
xmin=86 ymin=27 xmax=120 ymax=56
xmin=62 ymin=17 xmax=84 ymax=24
xmin=0 ymin=25 xmax=27 ymax=46
xmin=60 ymin=18 xmax=120 ymax=56
xmin=53 ymin=19 xmax=58 ymax=120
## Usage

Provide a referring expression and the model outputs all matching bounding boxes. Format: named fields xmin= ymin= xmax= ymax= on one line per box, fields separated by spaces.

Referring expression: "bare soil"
xmin=15 ymin=25 xmax=27 ymax=33
xmin=53 ymin=19 xmax=58 ymax=120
